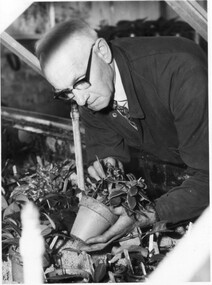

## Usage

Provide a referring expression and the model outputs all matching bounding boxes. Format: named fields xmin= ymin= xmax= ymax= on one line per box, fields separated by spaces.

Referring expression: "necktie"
xmin=113 ymin=100 xmax=138 ymax=130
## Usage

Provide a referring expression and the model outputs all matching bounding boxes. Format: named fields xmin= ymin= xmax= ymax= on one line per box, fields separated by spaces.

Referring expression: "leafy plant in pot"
xmin=70 ymin=160 xmax=152 ymax=242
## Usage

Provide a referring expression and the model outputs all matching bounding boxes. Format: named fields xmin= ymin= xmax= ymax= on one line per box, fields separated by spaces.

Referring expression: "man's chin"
xmin=88 ymin=102 xmax=109 ymax=111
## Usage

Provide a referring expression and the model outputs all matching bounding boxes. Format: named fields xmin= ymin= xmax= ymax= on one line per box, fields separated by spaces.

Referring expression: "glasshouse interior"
xmin=1 ymin=1 xmax=210 ymax=283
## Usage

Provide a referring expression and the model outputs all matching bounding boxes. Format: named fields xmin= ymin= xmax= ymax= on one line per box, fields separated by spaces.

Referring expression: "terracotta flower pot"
xmin=71 ymin=195 xmax=118 ymax=242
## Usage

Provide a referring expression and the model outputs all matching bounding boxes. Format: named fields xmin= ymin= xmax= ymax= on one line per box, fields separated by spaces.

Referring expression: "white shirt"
xmin=114 ymin=61 xmax=129 ymax=109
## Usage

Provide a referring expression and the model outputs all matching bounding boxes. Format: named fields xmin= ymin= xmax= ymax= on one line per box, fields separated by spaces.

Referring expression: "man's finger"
xmin=80 ymin=232 xmax=126 ymax=252
xmin=103 ymin=157 xmax=116 ymax=167
xmin=117 ymin=160 xmax=124 ymax=172
xmin=103 ymin=157 xmax=124 ymax=173
xmin=80 ymin=242 xmax=108 ymax=252
xmin=81 ymin=228 xmax=134 ymax=252
xmin=86 ymin=214 xmax=134 ymax=245
xmin=109 ymin=206 xmax=126 ymax=215
xmin=88 ymin=165 xmax=101 ymax=181
xmin=93 ymin=160 xmax=106 ymax=178
xmin=85 ymin=235 xmax=108 ymax=244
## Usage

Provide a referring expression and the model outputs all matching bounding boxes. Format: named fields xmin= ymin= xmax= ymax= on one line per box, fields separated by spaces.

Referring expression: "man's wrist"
xmin=135 ymin=204 xmax=159 ymax=227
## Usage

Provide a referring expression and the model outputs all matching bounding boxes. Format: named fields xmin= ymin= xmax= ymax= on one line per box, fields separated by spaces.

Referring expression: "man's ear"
xmin=94 ymin=38 xmax=113 ymax=63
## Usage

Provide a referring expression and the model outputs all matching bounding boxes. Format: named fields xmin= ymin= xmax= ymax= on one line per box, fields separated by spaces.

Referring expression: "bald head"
xmin=35 ymin=19 xmax=97 ymax=70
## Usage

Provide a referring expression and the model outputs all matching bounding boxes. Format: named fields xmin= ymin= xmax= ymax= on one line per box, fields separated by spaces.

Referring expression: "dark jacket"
xmin=80 ymin=36 xmax=209 ymax=224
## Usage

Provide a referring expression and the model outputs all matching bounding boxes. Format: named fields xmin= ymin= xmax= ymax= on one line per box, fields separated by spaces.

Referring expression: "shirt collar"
xmin=114 ymin=61 xmax=128 ymax=108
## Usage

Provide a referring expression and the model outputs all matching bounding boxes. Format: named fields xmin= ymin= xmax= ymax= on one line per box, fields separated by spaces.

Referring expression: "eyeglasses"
xmin=53 ymin=44 xmax=94 ymax=102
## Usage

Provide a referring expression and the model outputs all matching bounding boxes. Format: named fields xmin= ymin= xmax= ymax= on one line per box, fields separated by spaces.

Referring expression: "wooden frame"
xmin=1 ymin=106 xmax=85 ymax=142
xmin=1 ymin=32 xmax=42 ymax=76
xmin=165 ymin=0 xmax=207 ymax=41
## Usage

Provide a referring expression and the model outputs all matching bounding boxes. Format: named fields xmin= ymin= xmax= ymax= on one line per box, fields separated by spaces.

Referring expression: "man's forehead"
xmin=48 ymin=36 xmax=91 ymax=67
xmin=43 ymin=36 xmax=90 ymax=88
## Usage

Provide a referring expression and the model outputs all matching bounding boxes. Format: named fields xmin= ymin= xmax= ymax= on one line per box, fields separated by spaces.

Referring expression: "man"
xmin=36 ymin=19 xmax=209 ymax=251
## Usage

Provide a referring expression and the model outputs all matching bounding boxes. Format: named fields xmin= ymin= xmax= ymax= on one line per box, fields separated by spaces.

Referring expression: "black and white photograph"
xmin=1 ymin=1 xmax=210 ymax=283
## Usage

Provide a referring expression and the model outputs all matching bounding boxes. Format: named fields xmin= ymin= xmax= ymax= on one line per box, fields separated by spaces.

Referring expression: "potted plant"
xmin=71 ymin=160 xmax=152 ymax=242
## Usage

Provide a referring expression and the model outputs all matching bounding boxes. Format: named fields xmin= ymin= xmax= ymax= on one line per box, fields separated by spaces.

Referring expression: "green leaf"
xmin=128 ymin=186 xmax=138 ymax=196
xmin=148 ymin=254 xmax=165 ymax=264
xmin=4 ymin=217 xmax=18 ymax=226
xmin=109 ymin=189 xmax=126 ymax=199
xmin=138 ymin=191 xmax=151 ymax=202
xmin=137 ymin=182 xmax=146 ymax=189
xmin=3 ymin=202 xmax=20 ymax=219
xmin=2 ymin=238 xmax=19 ymax=246
xmin=10 ymin=185 xmax=29 ymax=198
xmin=40 ymin=224 xmax=52 ymax=236
xmin=110 ymin=196 xmax=122 ymax=207
xmin=94 ymin=262 xmax=107 ymax=282
xmin=12 ymin=194 xmax=29 ymax=204
xmin=127 ymin=195 xmax=136 ymax=209
xmin=127 ymin=245 xmax=148 ymax=258
xmin=49 ymin=173 xmax=57 ymax=181
xmin=41 ymin=193 xmax=63 ymax=201
xmin=126 ymin=173 xmax=136 ymax=181
xmin=43 ymin=213 xmax=56 ymax=230
xmin=13 ymin=194 xmax=29 ymax=202
xmin=3 ymin=222 xmax=22 ymax=236
xmin=2 ymin=232 xmax=14 ymax=239
xmin=3 ymin=212 xmax=21 ymax=227
xmin=1 ymin=195 xmax=8 ymax=211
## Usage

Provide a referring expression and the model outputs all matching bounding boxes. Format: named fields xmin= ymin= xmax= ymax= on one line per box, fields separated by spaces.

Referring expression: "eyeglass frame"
xmin=53 ymin=43 xmax=95 ymax=102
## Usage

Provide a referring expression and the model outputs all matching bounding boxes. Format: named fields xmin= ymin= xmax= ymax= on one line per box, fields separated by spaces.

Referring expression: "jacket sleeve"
xmin=155 ymin=66 xmax=209 ymax=224
xmin=79 ymin=107 xmax=131 ymax=165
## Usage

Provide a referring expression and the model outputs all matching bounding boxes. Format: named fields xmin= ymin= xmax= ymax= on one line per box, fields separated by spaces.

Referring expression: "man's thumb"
xmin=109 ymin=206 xmax=126 ymax=215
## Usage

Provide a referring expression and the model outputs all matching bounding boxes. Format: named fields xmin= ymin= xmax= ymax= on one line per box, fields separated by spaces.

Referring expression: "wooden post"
xmin=0 ymin=32 xmax=42 ymax=76
xmin=70 ymin=103 xmax=85 ymax=191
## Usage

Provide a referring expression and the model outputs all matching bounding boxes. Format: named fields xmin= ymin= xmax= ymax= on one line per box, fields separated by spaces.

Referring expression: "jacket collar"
xmin=111 ymin=43 xmax=145 ymax=119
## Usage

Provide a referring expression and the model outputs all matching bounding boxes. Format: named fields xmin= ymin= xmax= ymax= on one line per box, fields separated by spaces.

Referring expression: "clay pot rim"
xmin=79 ymin=195 xmax=118 ymax=225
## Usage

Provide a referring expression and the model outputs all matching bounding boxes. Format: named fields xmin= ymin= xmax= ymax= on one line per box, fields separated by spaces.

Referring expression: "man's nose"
xmin=72 ymin=90 xmax=90 ymax=106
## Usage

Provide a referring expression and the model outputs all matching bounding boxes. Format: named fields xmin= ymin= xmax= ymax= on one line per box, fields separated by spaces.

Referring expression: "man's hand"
xmin=135 ymin=204 xmax=158 ymax=227
xmin=80 ymin=205 xmax=158 ymax=252
xmin=88 ymin=157 xmax=124 ymax=181
xmin=80 ymin=206 xmax=135 ymax=252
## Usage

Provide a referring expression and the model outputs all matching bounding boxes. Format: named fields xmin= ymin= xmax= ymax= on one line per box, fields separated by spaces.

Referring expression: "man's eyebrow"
xmin=53 ymin=65 xmax=87 ymax=92
xmin=54 ymin=87 xmax=71 ymax=93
